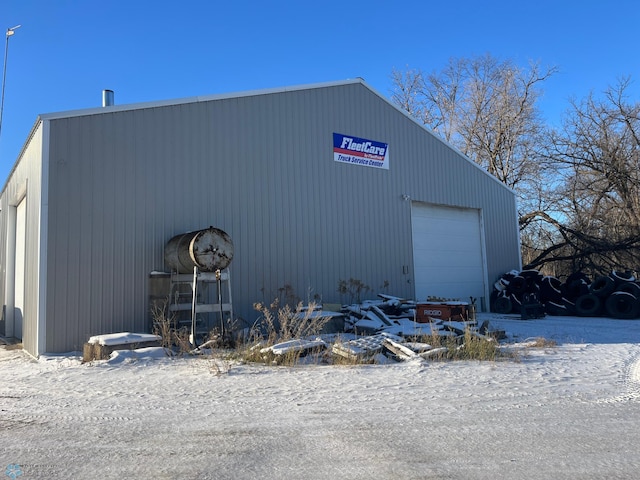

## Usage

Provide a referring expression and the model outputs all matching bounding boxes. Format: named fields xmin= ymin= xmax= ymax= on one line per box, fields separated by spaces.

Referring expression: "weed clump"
xmin=419 ymin=327 xmax=502 ymax=362
xmin=239 ymin=300 xmax=335 ymax=366
xmin=525 ymin=337 xmax=557 ymax=348
xmin=150 ymin=299 xmax=193 ymax=356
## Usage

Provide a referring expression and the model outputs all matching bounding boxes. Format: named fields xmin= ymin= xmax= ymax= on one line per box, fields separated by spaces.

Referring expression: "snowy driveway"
xmin=2 ymin=314 xmax=640 ymax=479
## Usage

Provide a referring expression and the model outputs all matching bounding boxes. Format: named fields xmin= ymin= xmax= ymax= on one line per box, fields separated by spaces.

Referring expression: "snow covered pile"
xmin=492 ymin=269 xmax=640 ymax=319
xmin=87 ymin=332 xmax=161 ymax=346
xmin=254 ymin=295 xmax=499 ymax=365
xmin=340 ymin=295 xmax=481 ymax=337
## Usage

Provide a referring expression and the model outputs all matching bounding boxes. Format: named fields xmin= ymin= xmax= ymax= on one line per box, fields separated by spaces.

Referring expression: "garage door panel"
xmin=412 ymin=222 xmax=481 ymax=241
xmin=414 ymin=248 xmax=483 ymax=266
xmin=416 ymin=278 xmax=483 ymax=290
xmin=416 ymin=283 xmax=485 ymax=300
xmin=416 ymin=254 xmax=484 ymax=269
xmin=414 ymin=244 xmax=481 ymax=258
xmin=414 ymin=241 xmax=481 ymax=254
xmin=415 ymin=265 xmax=484 ymax=281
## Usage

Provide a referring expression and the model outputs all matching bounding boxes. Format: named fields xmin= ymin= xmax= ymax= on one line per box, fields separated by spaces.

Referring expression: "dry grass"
xmin=236 ymin=300 xmax=335 ymax=366
xmin=337 ymin=278 xmax=371 ymax=304
xmin=524 ymin=337 xmax=557 ymax=348
xmin=253 ymin=300 xmax=331 ymax=342
xmin=498 ymin=336 xmax=558 ymax=362
xmin=415 ymin=326 xmax=504 ymax=362
xmin=454 ymin=328 xmax=501 ymax=361
xmin=150 ymin=298 xmax=194 ymax=356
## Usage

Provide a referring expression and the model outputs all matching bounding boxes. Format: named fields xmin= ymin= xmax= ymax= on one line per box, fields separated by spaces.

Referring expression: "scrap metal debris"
xmin=343 ymin=294 xmax=480 ymax=337
xmin=260 ymin=338 xmax=328 ymax=356
xmin=331 ymin=332 xmax=405 ymax=360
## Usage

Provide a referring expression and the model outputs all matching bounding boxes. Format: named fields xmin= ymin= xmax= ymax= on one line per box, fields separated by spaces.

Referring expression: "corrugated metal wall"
xmin=0 ymin=123 xmax=45 ymax=354
xmin=41 ymin=81 xmax=520 ymax=353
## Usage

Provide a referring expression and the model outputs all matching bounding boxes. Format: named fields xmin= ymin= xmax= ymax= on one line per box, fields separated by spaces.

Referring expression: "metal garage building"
xmin=0 ymin=79 xmax=521 ymax=356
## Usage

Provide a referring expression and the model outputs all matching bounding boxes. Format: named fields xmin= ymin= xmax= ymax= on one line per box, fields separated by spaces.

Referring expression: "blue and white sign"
xmin=333 ymin=133 xmax=389 ymax=170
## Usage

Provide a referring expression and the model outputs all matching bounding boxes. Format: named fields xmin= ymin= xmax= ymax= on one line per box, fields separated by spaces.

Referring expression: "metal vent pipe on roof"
xmin=102 ymin=89 xmax=114 ymax=107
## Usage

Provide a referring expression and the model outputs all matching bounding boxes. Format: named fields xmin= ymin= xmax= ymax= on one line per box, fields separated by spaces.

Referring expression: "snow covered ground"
xmin=2 ymin=313 xmax=640 ymax=479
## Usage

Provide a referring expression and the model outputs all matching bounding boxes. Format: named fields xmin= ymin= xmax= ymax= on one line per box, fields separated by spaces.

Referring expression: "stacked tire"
xmin=490 ymin=269 xmax=544 ymax=315
xmin=490 ymin=269 xmax=640 ymax=319
xmin=560 ymin=272 xmax=591 ymax=316
xmin=598 ymin=271 xmax=640 ymax=319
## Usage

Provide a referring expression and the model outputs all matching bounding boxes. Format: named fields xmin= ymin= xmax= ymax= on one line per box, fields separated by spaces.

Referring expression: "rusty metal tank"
xmin=164 ymin=226 xmax=234 ymax=273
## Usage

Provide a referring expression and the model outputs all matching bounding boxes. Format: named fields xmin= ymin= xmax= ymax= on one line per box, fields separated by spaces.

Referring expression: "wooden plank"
xmin=382 ymin=338 xmax=419 ymax=360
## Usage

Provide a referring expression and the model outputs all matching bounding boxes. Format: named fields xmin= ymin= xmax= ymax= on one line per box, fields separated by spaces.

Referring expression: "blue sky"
xmin=1 ymin=0 xmax=639 ymax=181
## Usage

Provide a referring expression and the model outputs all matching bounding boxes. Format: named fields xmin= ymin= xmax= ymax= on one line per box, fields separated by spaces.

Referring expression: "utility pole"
xmin=0 ymin=25 xmax=21 ymax=142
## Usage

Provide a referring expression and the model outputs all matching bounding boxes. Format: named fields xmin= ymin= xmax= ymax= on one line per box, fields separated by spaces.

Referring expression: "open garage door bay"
xmin=411 ymin=203 xmax=488 ymax=307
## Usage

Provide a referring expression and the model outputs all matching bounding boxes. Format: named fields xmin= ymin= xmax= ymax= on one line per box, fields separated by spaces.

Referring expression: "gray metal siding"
xmin=42 ymin=81 xmax=520 ymax=353
xmin=0 ymin=123 xmax=44 ymax=355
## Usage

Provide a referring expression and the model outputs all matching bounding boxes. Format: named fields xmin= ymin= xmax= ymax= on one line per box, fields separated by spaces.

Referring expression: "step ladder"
xmin=168 ymin=267 xmax=233 ymax=346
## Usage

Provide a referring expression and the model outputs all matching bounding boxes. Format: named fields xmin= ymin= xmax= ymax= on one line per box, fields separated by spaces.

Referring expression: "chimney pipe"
xmin=102 ymin=89 xmax=114 ymax=107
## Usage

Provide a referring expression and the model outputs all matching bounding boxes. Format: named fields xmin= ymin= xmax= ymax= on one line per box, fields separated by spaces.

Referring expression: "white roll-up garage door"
xmin=411 ymin=203 xmax=487 ymax=305
xmin=14 ymin=197 xmax=26 ymax=339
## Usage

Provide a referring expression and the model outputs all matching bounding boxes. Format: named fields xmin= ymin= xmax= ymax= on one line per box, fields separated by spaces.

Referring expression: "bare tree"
xmin=525 ymin=78 xmax=640 ymax=275
xmin=390 ymin=68 xmax=430 ymax=126
xmin=392 ymin=54 xmax=557 ymax=191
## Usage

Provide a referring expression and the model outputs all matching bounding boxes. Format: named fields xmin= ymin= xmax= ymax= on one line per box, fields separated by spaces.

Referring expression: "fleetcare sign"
xmin=333 ymin=133 xmax=389 ymax=170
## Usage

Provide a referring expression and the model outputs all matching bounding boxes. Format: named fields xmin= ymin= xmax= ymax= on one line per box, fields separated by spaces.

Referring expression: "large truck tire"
xmin=574 ymin=294 xmax=603 ymax=317
xmin=605 ymin=291 xmax=640 ymax=319
xmin=589 ymin=276 xmax=615 ymax=298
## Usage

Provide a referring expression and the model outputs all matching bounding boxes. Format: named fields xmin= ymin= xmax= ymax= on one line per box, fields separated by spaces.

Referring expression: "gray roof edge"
xmin=38 ymin=78 xmax=365 ymax=121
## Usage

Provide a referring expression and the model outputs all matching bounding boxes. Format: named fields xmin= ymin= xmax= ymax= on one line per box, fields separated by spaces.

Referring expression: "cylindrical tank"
xmin=164 ymin=226 xmax=233 ymax=273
